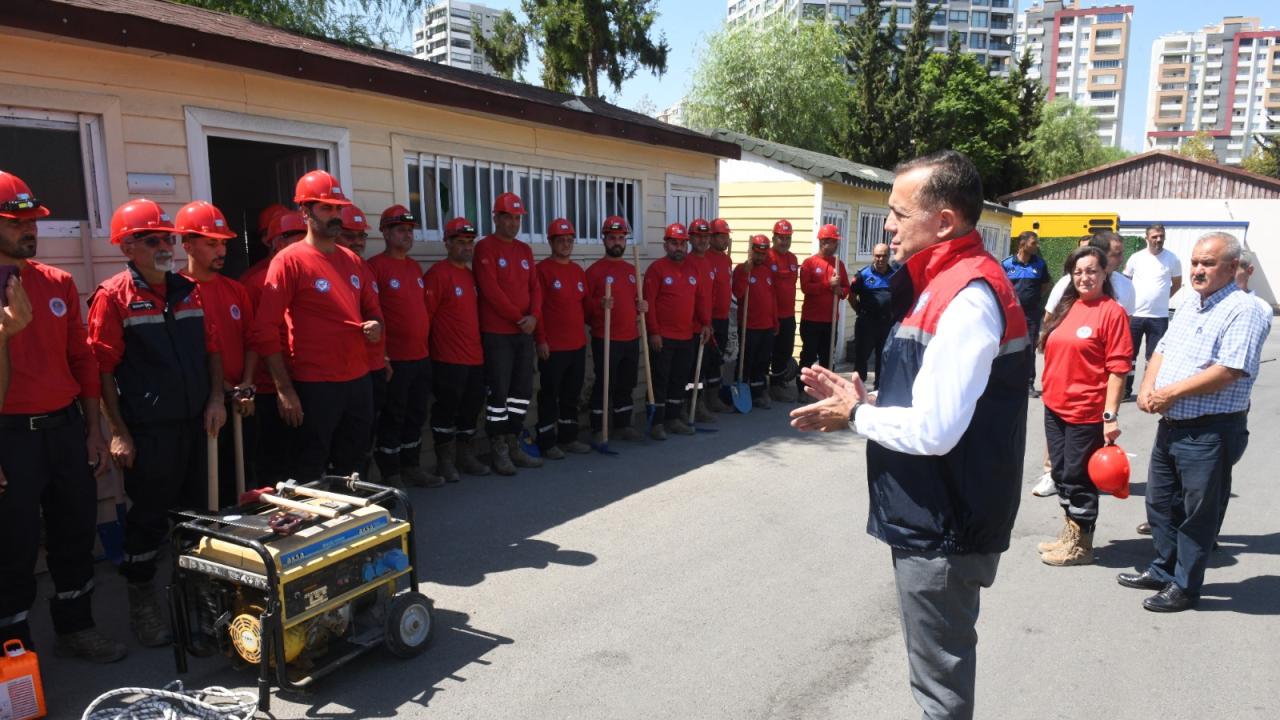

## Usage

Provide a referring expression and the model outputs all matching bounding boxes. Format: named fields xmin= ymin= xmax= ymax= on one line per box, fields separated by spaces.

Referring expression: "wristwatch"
xmin=849 ymin=399 xmax=865 ymax=432
xmin=1102 ymin=410 xmax=1118 ymax=422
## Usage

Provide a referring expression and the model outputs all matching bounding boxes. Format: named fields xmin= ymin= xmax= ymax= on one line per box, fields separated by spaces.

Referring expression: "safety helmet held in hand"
xmin=1088 ymin=445 xmax=1130 ymax=499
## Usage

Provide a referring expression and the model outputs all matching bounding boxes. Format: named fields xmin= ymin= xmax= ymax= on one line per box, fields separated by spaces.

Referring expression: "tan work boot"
xmin=55 ymin=628 xmax=128 ymax=664
xmin=508 ymin=434 xmax=544 ymax=468
xmin=435 ymin=442 xmax=461 ymax=483
xmin=456 ymin=438 xmax=490 ymax=476
xmin=1037 ymin=518 xmax=1072 ymax=554
xmin=127 ymin=582 xmax=172 ymax=647
xmin=403 ymin=465 xmax=445 ymax=488
xmin=1041 ymin=519 xmax=1094 ymax=566
xmin=489 ymin=435 xmax=517 ymax=476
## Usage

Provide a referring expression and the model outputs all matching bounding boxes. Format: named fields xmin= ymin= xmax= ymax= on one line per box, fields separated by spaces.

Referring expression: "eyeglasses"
xmin=130 ymin=235 xmax=177 ymax=248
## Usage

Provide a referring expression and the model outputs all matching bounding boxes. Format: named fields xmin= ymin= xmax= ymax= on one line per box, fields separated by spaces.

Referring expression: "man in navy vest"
xmin=849 ymin=242 xmax=897 ymax=389
xmin=791 ymin=150 xmax=1028 ymax=720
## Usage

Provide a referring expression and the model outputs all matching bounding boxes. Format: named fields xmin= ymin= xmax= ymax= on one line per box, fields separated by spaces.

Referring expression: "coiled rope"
xmin=81 ymin=681 xmax=257 ymax=720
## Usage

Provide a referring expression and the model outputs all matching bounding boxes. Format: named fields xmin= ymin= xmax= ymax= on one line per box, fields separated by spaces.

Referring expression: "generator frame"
xmin=166 ymin=475 xmax=423 ymax=712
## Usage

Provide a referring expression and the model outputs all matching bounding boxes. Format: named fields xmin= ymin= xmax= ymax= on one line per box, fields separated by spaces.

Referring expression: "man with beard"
xmin=253 ymin=171 xmax=383 ymax=483
xmin=367 ymin=205 xmax=442 ymax=488
xmin=0 ymin=265 xmax=32 ymax=405
xmin=473 ymin=192 xmax=543 ymax=475
xmin=734 ymin=235 xmax=780 ymax=409
xmin=704 ymin=219 xmax=734 ymax=412
xmin=176 ymin=201 xmax=259 ymax=507
xmin=0 ymin=171 xmax=125 ymax=662
xmin=798 ymin=224 xmax=850 ymax=395
xmin=644 ymin=223 xmax=712 ymax=438
xmin=767 ymin=220 xmax=800 ymax=401
xmin=585 ymin=216 xmax=647 ymax=443
xmin=533 ymin=219 xmax=591 ymax=458
xmin=88 ymin=198 xmax=226 ymax=647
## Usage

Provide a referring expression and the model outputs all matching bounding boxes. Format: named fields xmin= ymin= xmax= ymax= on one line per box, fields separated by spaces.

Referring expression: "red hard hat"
xmin=267 ymin=211 xmax=307 ymax=243
xmin=548 ymin=217 xmax=575 ymax=238
xmin=750 ymin=234 xmax=770 ymax=249
xmin=689 ymin=218 xmax=711 ymax=235
xmin=664 ymin=223 xmax=689 ymax=242
xmin=0 ymin=171 xmax=51 ymax=220
xmin=110 ymin=199 xmax=175 ymax=245
xmin=257 ymin=203 xmax=290 ymax=234
xmin=602 ymin=215 xmax=629 ymax=234
xmin=1088 ymin=445 xmax=1131 ymax=499
xmin=293 ymin=170 xmax=351 ymax=206
xmin=174 ymin=200 xmax=236 ymax=240
xmin=340 ymin=205 xmax=369 ymax=233
xmin=817 ymin=223 xmax=841 ymax=242
xmin=380 ymin=204 xmax=417 ymax=228
xmin=444 ymin=217 xmax=478 ymax=238
xmin=773 ymin=219 xmax=793 ymax=236
xmin=493 ymin=192 xmax=527 ymax=216
xmin=711 ymin=218 xmax=731 ymax=234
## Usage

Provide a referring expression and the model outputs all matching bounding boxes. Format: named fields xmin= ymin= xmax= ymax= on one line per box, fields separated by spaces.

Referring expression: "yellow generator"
xmin=167 ymin=475 xmax=431 ymax=712
xmin=1012 ymin=212 xmax=1119 ymax=238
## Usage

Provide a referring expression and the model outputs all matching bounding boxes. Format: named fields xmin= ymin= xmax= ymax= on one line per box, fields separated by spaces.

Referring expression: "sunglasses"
xmin=130 ymin=234 xmax=177 ymax=248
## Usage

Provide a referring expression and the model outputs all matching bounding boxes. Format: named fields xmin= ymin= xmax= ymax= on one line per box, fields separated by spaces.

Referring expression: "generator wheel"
xmin=384 ymin=591 xmax=433 ymax=658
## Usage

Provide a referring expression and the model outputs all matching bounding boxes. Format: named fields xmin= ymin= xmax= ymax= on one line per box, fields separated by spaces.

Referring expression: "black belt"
xmin=0 ymin=403 xmax=81 ymax=431
xmin=1160 ymin=410 xmax=1247 ymax=429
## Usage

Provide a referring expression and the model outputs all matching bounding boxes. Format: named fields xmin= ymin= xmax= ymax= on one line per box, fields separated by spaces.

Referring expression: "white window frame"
xmin=820 ymin=200 xmax=853 ymax=262
xmin=855 ymin=205 xmax=893 ymax=262
xmin=403 ymin=150 xmax=641 ymax=245
xmin=665 ymin=173 xmax=718 ymax=227
xmin=977 ymin=224 xmax=1011 ymax=257
xmin=0 ymin=106 xmax=110 ymax=239
xmin=184 ymin=107 xmax=351 ymax=206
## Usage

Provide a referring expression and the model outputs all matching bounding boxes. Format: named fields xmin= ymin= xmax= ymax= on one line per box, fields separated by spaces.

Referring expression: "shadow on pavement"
xmin=1198 ymin=576 xmax=1280 ymax=615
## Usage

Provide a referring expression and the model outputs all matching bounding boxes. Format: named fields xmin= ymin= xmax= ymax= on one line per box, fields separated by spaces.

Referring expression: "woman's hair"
xmin=1038 ymin=245 xmax=1113 ymax=352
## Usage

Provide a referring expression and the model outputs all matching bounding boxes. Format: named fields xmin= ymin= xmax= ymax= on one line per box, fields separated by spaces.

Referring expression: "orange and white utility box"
xmin=0 ymin=640 xmax=45 ymax=720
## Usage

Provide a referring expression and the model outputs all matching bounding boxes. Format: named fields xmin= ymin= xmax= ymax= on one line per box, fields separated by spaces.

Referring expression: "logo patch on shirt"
xmin=790 ymin=264 xmax=798 ymax=272
xmin=913 ymin=291 xmax=931 ymax=315
xmin=454 ymin=286 xmax=463 ymax=297
xmin=314 ymin=278 xmax=331 ymax=293
xmin=749 ymin=276 xmax=756 ymax=284
xmin=767 ymin=277 xmax=773 ymax=285
xmin=49 ymin=297 xmax=68 ymax=318
xmin=629 ymin=274 xmax=636 ymax=284
xmin=606 ymin=275 xmax=615 ymax=285
xmin=520 ymin=258 xmax=530 ymax=270
xmin=350 ymin=274 xmax=361 ymax=289
xmin=771 ymin=264 xmax=778 ymax=271
xmin=815 ymin=267 xmax=824 ymax=274
xmin=577 ymin=281 xmax=585 ymax=292
xmin=553 ymin=280 xmax=562 ymax=290
xmin=1076 ymin=325 xmax=1093 ymax=339
xmin=664 ymin=276 xmax=673 ymax=285
xmin=229 ymin=304 xmax=241 ymax=321
xmin=389 ymin=278 xmax=401 ymax=290
xmin=417 ymin=277 xmax=425 ymax=288
xmin=688 ymin=276 xmax=697 ymax=285
xmin=128 ymin=300 xmax=155 ymax=311
xmin=498 ymin=257 xmax=508 ymax=268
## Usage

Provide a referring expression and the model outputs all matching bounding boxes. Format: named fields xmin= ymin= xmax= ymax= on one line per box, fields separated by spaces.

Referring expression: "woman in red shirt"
xmin=1037 ymin=245 xmax=1134 ymax=566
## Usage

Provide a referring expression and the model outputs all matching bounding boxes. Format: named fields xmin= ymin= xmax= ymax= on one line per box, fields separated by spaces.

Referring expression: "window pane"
xmin=479 ymin=165 xmax=492 ymax=224
xmin=423 ymin=163 xmax=439 ymax=231
xmin=577 ymin=179 xmax=588 ymax=231
xmin=462 ymin=164 xmax=478 ymax=232
xmin=407 ymin=159 xmax=421 ymax=228
xmin=564 ymin=177 xmax=576 ymax=229
xmin=0 ymin=124 xmax=89 ymax=221
xmin=438 ymin=166 xmax=453 ymax=223
xmin=587 ymin=179 xmax=599 ymax=239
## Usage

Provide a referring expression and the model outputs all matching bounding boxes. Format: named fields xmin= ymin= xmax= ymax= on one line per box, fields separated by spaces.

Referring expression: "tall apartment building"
xmin=1145 ymin=17 xmax=1280 ymax=165
xmin=1015 ymin=1 xmax=1132 ymax=148
xmin=725 ymin=1 xmax=1018 ymax=75
xmin=412 ymin=0 xmax=502 ymax=76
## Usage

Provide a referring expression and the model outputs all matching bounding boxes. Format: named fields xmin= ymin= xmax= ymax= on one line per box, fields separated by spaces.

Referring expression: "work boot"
xmin=403 ymin=465 xmax=445 ymax=488
xmin=456 ymin=438 xmax=490 ymax=476
xmin=753 ymin=393 xmax=772 ymax=410
xmin=435 ymin=443 xmax=461 ymax=483
xmin=508 ymin=434 xmax=543 ymax=469
xmin=665 ymin=418 xmax=696 ymax=436
xmin=54 ymin=628 xmax=128 ymax=664
xmin=616 ymin=426 xmax=644 ymax=442
xmin=127 ymin=582 xmax=172 ymax=647
xmin=1041 ymin=519 xmax=1094 ymax=566
xmin=1037 ymin=517 xmax=1072 ymax=554
xmin=769 ymin=384 xmax=791 ymax=403
xmin=694 ymin=398 xmax=718 ymax=424
xmin=543 ymin=444 xmax=567 ymax=460
xmin=649 ymin=423 xmax=668 ymax=441
xmin=489 ymin=435 xmax=517 ymax=476
xmin=561 ymin=440 xmax=593 ymax=454
xmin=705 ymin=390 xmax=732 ymax=413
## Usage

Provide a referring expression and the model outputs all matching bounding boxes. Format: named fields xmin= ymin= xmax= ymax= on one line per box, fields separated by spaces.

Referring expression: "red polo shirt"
xmin=585 ymin=258 xmax=640 ymax=341
xmin=424 ymin=261 xmax=483 ymax=366
xmin=1042 ymin=296 xmax=1134 ymax=424
xmin=535 ymin=257 xmax=588 ymax=352
xmin=768 ymin=248 xmax=799 ymax=318
xmin=1 ymin=260 xmax=99 ymax=414
xmin=182 ymin=271 xmax=256 ymax=386
xmin=366 ymin=254 xmax=429 ymax=362
xmin=707 ymin=248 xmax=733 ymax=320
xmin=473 ymin=235 xmax=542 ymax=335
xmin=733 ymin=262 xmax=779 ymax=331
xmin=799 ymin=254 xmax=850 ymax=323
xmin=644 ymin=256 xmax=701 ymax=341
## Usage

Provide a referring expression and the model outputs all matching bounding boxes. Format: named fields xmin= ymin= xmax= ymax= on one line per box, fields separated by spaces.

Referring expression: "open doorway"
xmin=207 ymin=136 xmax=327 ymax=277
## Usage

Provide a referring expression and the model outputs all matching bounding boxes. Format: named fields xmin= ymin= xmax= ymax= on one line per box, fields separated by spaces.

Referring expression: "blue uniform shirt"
xmin=852 ymin=264 xmax=896 ymax=319
xmin=1001 ymin=254 xmax=1050 ymax=316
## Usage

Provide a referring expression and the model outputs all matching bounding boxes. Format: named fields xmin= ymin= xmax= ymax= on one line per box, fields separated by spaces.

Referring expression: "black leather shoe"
xmin=1117 ymin=570 xmax=1167 ymax=590
xmin=1136 ymin=521 xmax=1152 ymax=535
xmin=1143 ymin=584 xmax=1195 ymax=613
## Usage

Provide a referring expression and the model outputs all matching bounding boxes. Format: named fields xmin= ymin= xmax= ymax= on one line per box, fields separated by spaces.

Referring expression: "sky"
xmin=402 ymin=1 xmax=1278 ymax=152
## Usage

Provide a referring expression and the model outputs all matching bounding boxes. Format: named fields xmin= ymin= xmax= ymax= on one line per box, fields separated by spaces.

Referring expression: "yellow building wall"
xmin=0 ymin=33 xmax=719 ymax=296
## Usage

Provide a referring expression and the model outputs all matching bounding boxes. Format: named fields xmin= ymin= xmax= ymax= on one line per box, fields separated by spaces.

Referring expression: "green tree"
xmin=174 ymin=0 xmax=413 ymax=47
xmin=1177 ymin=131 xmax=1219 ymax=163
xmin=1023 ymin=97 xmax=1127 ymax=184
xmin=473 ymin=10 xmax=529 ymax=81
xmin=999 ymin=49 xmax=1045 ymax=193
xmin=1241 ymin=124 xmax=1280 ymax=178
xmin=685 ymin=16 xmax=851 ymax=156
xmin=842 ymin=0 xmax=900 ymax=168
xmin=888 ymin=1 xmax=943 ymax=159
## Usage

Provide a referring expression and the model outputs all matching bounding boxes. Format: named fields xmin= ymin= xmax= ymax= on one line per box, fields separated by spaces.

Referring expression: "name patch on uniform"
xmin=129 ymin=300 xmax=155 ymax=311
xmin=629 ymin=274 xmax=636 ymax=284
xmin=229 ymin=304 xmax=241 ymax=321
xmin=314 ymin=279 xmax=331 ymax=293
xmin=49 ymin=297 xmax=68 ymax=317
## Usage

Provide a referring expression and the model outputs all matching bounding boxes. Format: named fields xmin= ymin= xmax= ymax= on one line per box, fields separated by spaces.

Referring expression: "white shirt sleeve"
xmin=1123 ymin=255 xmax=1135 ymax=278
xmin=1044 ymin=275 xmax=1070 ymax=315
xmin=855 ymin=281 xmax=1003 ymax=456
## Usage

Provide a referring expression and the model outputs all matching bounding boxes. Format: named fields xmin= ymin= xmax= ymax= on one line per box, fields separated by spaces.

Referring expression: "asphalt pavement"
xmin=31 ymin=331 xmax=1280 ymax=719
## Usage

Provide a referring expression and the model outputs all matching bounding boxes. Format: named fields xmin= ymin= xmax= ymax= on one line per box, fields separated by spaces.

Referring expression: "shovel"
xmin=687 ymin=339 xmax=719 ymax=433
xmin=592 ymin=281 xmax=619 ymax=455
xmin=727 ymin=271 xmax=753 ymax=414
xmin=828 ymin=270 xmax=841 ymax=370
xmin=634 ymin=244 xmax=658 ymax=431
xmin=206 ymin=434 xmax=219 ymax=511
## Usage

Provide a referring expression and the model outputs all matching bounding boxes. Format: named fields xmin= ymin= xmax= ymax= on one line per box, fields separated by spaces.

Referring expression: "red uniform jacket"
xmin=358 ymin=258 xmax=386 ymax=372
xmin=768 ymin=248 xmax=800 ymax=319
xmin=707 ymin=248 xmax=733 ymax=321
xmin=182 ymin=271 xmax=257 ymax=386
xmin=585 ymin=258 xmax=640 ymax=341
xmin=799 ymin=254 xmax=850 ymax=323
xmin=685 ymin=253 xmax=715 ymax=331
xmin=366 ymin=254 xmax=429 ymax=362
xmin=424 ymin=261 xmax=483 ymax=366
xmin=535 ymin=258 xmax=588 ymax=352
xmin=733 ymin=262 xmax=779 ymax=331
xmin=644 ymin=256 xmax=701 ymax=341
xmin=473 ymin=235 xmax=542 ymax=335
xmin=2 ymin=260 xmax=99 ymax=414
xmin=240 ymin=258 xmax=279 ymax=394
